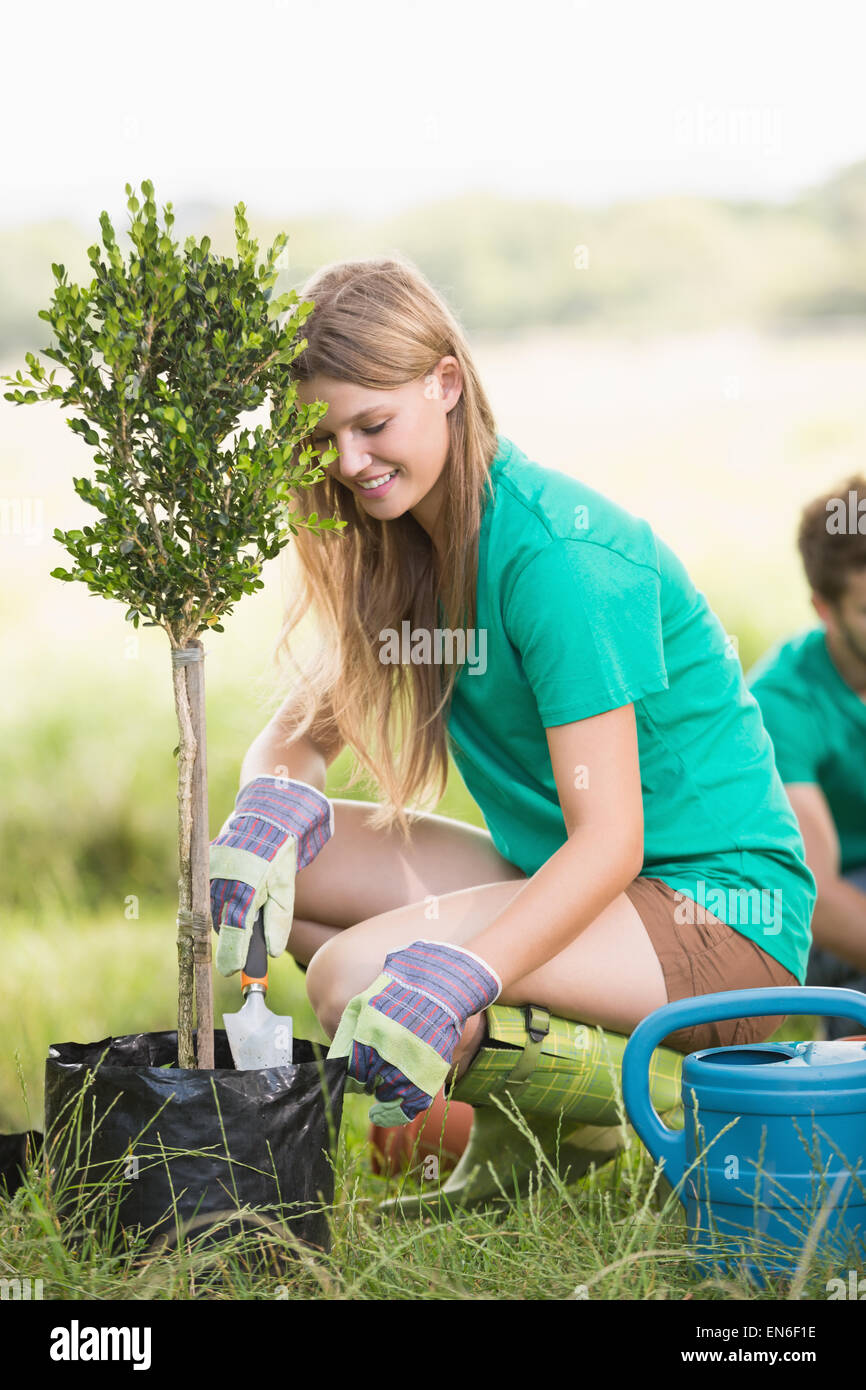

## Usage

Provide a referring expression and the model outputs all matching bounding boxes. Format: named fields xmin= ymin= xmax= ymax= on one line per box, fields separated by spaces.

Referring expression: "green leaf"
xmin=25 ymin=179 xmax=343 ymax=638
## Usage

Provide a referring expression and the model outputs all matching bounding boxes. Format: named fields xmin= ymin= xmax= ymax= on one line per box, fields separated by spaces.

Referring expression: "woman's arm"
xmin=463 ymin=702 xmax=645 ymax=992
xmin=239 ymin=692 xmax=345 ymax=791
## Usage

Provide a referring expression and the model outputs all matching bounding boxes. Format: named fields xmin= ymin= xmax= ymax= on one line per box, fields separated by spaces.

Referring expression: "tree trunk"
xmin=187 ymin=641 xmax=214 ymax=1068
xmin=171 ymin=639 xmax=214 ymax=1069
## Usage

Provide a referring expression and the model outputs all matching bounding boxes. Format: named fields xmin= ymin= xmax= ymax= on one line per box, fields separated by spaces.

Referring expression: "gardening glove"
xmin=327 ymin=939 xmax=501 ymax=1127
xmin=209 ymin=775 xmax=333 ymax=977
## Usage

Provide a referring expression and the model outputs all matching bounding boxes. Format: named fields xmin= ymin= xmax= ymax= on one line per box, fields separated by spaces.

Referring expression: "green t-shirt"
xmin=444 ymin=434 xmax=816 ymax=984
xmin=747 ymin=625 xmax=866 ymax=874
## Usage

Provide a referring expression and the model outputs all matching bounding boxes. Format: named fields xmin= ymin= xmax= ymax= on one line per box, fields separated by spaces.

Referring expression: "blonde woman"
xmin=209 ymin=257 xmax=815 ymax=1207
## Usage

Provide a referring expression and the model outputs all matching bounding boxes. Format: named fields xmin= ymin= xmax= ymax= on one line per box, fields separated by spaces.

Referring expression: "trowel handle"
xmin=241 ymin=908 xmax=268 ymax=992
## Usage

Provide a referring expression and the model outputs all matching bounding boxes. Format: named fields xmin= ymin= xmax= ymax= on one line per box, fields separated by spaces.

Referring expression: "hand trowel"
xmin=223 ymin=907 xmax=293 ymax=1069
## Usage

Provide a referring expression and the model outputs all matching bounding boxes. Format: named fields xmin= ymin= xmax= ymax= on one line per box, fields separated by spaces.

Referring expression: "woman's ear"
xmin=429 ymin=356 xmax=463 ymax=414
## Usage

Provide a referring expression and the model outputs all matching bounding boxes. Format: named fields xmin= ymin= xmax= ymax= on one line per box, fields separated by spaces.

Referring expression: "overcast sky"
xmin=4 ymin=0 xmax=865 ymax=231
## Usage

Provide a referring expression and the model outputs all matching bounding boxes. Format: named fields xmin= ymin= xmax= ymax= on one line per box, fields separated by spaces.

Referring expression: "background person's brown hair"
xmin=797 ymin=473 xmax=866 ymax=603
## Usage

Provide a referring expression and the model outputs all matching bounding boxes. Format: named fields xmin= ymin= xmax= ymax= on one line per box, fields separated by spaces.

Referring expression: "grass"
xmin=0 ymin=718 xmax=852 ymax=1304
xmin=0 ymin=898 xmax=854 ymax=1304
xmin=2 ymin=1045 xmax=860 ymax=1303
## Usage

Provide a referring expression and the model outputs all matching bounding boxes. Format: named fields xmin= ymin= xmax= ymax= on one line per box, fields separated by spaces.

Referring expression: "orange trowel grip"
xmin=241 ymin=969 xmax=268 ymax=991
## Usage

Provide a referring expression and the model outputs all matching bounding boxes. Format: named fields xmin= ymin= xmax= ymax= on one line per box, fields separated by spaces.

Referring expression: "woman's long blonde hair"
xmin=272 ymin=255 xmax=499 ymax=840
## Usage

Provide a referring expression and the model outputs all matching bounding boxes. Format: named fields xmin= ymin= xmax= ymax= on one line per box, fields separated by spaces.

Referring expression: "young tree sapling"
xmin=3 ymin=179 xmax=343 ymax=1068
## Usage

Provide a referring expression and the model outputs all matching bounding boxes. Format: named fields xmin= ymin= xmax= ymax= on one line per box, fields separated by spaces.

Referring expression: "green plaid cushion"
xmin=453 ymin=1004 xmax=682 ymax=1126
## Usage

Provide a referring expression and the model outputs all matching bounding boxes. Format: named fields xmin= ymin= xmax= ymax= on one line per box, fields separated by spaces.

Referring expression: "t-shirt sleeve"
xmin=502 ymin=537 xmax=669 ymax=725
xmin=749 ymin=681 xmax=822 ymax=784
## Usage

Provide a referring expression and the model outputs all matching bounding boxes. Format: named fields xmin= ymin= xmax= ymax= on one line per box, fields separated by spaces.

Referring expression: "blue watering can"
xmin=623 ymin=987 xmax=866 ymax=1279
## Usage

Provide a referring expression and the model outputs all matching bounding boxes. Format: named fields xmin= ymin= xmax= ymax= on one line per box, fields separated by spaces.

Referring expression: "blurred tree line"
xmin=2 ymin=159 xmax=866 ymax=356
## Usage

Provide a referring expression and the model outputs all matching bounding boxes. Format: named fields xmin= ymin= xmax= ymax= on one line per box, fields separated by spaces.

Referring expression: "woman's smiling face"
xmin=296 ymin=358 xmax=462 ymax=555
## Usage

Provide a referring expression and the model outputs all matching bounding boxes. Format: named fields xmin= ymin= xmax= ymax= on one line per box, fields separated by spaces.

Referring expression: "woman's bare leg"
xmin=289 ymin=797 xmax=527 ymax=965
xmin=305 ymin=877 xmax=666 ymax=1043
xmin=293 ymin=796 xmax=667 ymax=1081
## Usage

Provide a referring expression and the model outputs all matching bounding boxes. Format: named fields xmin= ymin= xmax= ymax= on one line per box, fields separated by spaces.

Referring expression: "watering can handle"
xmin=622 ymin=985 xmax=866 ymax=1193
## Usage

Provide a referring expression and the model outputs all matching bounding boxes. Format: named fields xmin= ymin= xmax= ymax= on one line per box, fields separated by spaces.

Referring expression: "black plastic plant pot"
xmin=43 ymin=1029 xmax=346 ymax=1261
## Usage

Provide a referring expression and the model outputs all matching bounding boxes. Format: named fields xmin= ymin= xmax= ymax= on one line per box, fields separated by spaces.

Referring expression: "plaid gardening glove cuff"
xmin=327 ymin=939 xmax=502 ymax=1126
xmin=209 ymin=775 xmax=334 ymax=976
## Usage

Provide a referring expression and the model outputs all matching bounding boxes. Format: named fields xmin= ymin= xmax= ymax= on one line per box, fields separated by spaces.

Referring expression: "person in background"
xmin=748 ymin=475 xmax=866 ymax=1038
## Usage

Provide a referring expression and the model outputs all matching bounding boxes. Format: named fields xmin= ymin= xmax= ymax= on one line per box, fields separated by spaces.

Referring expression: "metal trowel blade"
xmin=223 ymin=989 xmax=293 ymax=1069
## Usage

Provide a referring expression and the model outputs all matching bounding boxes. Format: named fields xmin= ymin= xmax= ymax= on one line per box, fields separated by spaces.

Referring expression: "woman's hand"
xmin=327 ymin=939 xmax=501 ymax=1125
xmin=209 ymin=775 xmax=333 ymax=976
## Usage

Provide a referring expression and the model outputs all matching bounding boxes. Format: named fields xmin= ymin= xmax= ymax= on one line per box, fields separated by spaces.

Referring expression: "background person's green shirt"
xmin=747 ymin=625 xmax=866 ymax=874
xmin=444 ymin=435 xmax=816 ymax=985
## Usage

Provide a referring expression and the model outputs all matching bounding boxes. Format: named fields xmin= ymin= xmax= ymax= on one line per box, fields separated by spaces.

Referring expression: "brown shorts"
xmin=624 ymin=876 xmax=799 ymax=1054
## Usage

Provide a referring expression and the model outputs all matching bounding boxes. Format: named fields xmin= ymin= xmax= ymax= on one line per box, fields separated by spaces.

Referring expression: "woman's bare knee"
xmin=305 ymin=930 xmax=372 ymax=1038
xmin=306 ymin=877 xmax=531 ymax=1033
